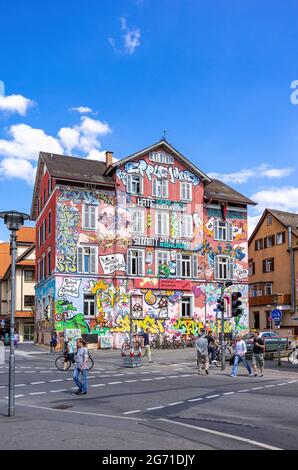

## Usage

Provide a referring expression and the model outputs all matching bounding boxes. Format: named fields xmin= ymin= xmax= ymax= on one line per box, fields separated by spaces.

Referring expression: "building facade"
xmin=31 ymin=141 xmax=254 ymax=348
xmin=248 ymin=209 xmax=298 ymax=338
xmin=0 ymin=228 xmax=35 ymax=342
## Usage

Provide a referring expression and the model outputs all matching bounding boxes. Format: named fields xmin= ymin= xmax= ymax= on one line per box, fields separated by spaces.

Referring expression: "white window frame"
xmin=42 ymin=254 xmax=46 ymax=281
xmin=152 ymin=178 xmax=168 ymax=199
xmin=127 ymin=174 xmax=143 ymax=195
xmin=214 ymin=220 xmax=233 ymax=242
xmin=77 ymin=246 xmax=98 ymax=274
xmin=276 ymin=232 xmax=284 ymax=245
xmin=47 ymin=248 xmax=51 ymax=277
xmin=156 ymin=250 xmax=170 ymax=276
xmin=149 ymin=151 xmax=174 ymax=164
xmin=83 ymin=294 xmax=95 ymax=317
xmin=82 ymin=204 xmax=97 ymax=230
xmin=155 ymin=211 xmax=169 ymax=236
xmin=180 ymin=214 xmax=193 ymax=238
xmin=180 ymin=182 xmax=192 ymax=202
xmin=181 ymin=295 xmax=194 ymax=318
xmin=214 ymin=255 xmax=234 ymax=280
xmin=127 ymin=249 xmax=145 ymax=276
xmin=264 ymin=283 xmax=273 ymax=295
xmin=131 ymin=208 xmax=145 ymax=234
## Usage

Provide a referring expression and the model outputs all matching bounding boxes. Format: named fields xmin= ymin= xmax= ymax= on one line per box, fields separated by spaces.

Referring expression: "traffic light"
xmin=231 ymin=292 xmax=242 ymax=317
xmin=216 ymin=297 xmax=225 ymax=313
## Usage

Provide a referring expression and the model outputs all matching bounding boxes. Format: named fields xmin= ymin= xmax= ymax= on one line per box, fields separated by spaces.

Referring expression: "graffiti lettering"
xmin=124 ymin=159 xmax=200 ymax=185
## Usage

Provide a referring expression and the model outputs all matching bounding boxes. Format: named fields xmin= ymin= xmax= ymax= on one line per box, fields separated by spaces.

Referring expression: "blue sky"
xmin=1 ymin=0 xmax=298 ymax=241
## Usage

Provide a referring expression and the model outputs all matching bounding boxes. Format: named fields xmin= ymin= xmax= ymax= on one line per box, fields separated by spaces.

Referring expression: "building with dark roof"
xmin=31 ymin=140 xmax=254 ymax=347
xmin=248 ymin=208 xmax=298 ymax=338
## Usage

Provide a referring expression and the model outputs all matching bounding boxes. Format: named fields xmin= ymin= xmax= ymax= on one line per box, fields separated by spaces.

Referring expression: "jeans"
xmin=231 ymin=354 xmax=251 ymax=376
xmin=208 ymin=346 xmax=216 ymax=362
xmin=73 ymin=367 xmax=88 ymax=392
xmin=143 ymin=345 xmax=152 ymax=362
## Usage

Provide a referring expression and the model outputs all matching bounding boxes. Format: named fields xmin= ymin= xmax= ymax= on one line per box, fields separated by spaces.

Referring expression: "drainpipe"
xmin=288 ymin=226 xmax=296 ymax=313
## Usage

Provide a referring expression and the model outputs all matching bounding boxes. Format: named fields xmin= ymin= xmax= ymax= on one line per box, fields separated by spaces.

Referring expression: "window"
xmin=24 ymin=270 xmax=34 ymax=282
xmin=156 ymin=251 xmax=170 ymax=276
xmin=180 ymin=214 xmax=193 ymax=238
xmin=48 ymin=178 xmax=52 ymax=195
xmin=47 ymin=249 xmax=51 ymax=277
xmin=24 ymin=295 xmax=35 ymax=308
xmin=149 ymin=152 xmax=174 ymax=164
xmin=264 ymin=235 xmax=274 ymax=248
xmin=44 ymin=188 xmax=47 ymax=206
xmin=84 ymin=294 xmax=95 ymax=317
xmin=156 ymin=211 xmax=169 ymax=236
xmin=77 ymin=246 xmax=97 ymax=274
xmin=38 ymin=227 xmax=41 ymax=248
xmin=181 ymin=296 xmax=193 ymax=318
xmin=83 ymin=204 xmax=96 ymax=230
xmin=152 ymin=178 xmax=168 ymax=198
xmin=214 ymin=255 xmax=234 ymax=280
xmin=37 ymin=259 xmax=41 ymax=283
xmin=214 ymin=221 xmax=233 ymax=242
xmin=127 ymin=175 xmax=143 ymax=195
xmin=248 ymin=261 xmax=255 ymax=276
xmin=276 ymin=231 xmax=285 ymax=245
xmin=127 ymin=249 xmax=145 ymax=276
xmin=264 ymin=283 xmax=273 ymax=295
xmin=263 ymin=258 xmax=274 ymax=273
xmin=48 ymin=211 xmax=52 ymax=235
xmin=42 ymin=255 xmax=46 ymax=281
xmin=255 ymin=239 xmax=263 ymax=251
xmin=41 ymin=219 xmax=46 ymax=243
xmin=180 ymin=182 xmax=192 ymax=202
xmin=131 ymin=209 xmax=145 ymax=234
xmin=176 ymin=254 xmax=198 ymax=278
xmin=267 ymin=215 xmax=273 ymax=226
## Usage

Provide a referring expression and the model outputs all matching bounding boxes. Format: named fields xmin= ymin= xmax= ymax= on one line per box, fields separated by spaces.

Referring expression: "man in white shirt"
xmin=230 ymin=334 xmax=253 ymax=377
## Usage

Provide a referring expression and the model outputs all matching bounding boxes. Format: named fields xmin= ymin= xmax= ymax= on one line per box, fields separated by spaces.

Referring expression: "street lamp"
xmin=0 ymin=210 xmax=30 ymax=416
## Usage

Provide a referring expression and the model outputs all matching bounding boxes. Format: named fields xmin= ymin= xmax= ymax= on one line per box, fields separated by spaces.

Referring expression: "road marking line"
xmin=206 ymin=394 xmax=220 ymax=398
xmin=40 ymin=371 xmax=52 ymax=373
xmin=187 ymin=397 xmax=203 ymax=402
xmin=180 ymin=374 xmax=192 ymax=377
xmin=29 ymin=392 xmax=47 ymax=395
xmin=251 ymin=387 xmax=263 ymax=390
xmin=141 ymin=378 xmax=153 ymax=381
xmin=49 ymin=379 xmax=63 ymax=382
xmin=24 ymin=371 xmax=35 ymax=373
xmin=50 ymin=389 xmax=66 ymax=393
xmin=277 ymin=383 xmax=287 ymax=386
xmin=31 ymin=381 xmax=45 ymax=385
xmin=15 ymin=384 xmax=26 ymax=387
xmin=17 ymin=403 xmax=148 ymax=422
xmin=158 ymin=418 xmax=282 ymax=450
xmin=223 ymin=392 xmax=235 ymax=395
xmin=14 ymin=394 xmax=25 ymax=398
xmin=125 ymin=380 xmax=137 ymax=383
xmin=265 ymin=385 xmax=275 ymax=388
xmin=287 ymin=380 xmax=297 ymax=384
xmin=238 ymin=390 xmax=249 ymax=393
xmin=167 ymin=375 xmax=180 ymax=378
xmin=123 ymin=410 xmax=142 ymax=415
xmin=168 ymin=401 xmax=184 ymax=406
xmin=108 ymin=381 xmax=122 ymax=385
xmin=91 ymin=384 xmax=106 ymax=387
xmin=154 ymin=377 xmax=165 ymax=380
xmin=146 ymin=405 xmax=165 ymax=411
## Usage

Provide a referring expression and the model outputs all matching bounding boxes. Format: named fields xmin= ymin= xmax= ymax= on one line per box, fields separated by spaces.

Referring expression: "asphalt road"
xmin=0 ymin=343 xmax=297 ymax=450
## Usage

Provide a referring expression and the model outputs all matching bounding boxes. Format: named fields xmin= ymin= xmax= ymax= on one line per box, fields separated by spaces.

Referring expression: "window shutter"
xmin=153 ymin=179 xmax=157 ymax=197
xmin=228 ymin=222 xmax=233 ymax=242
xmin=127 ymin=250 xmax=132 ymax=275
xmin=176 ymin=253 xmax=182 ymax=277
xmin=127 ymin=175 xmax=132 ymax=193
xmin=162 ymin=180 xmax=168 ymax=198
xmin=255 ymin=240 xmax=258 ymax=251
xmin=90 ymin=247 xmax=97 ymax=274
xmin=138 ymin=251 xmax=144 ymax=276
xmin=262 ymin=260 xmax=266 ymax=273
xmin=90 ymin=206 xmax=96 ymax=229
xmin=214 ymin=220 xmax=219 ymax=240
xmin=83 ymin=205 xmax=89 ymax=228
xmin=271 ymin=258 xmax=274 ymax=272
xmin=78 ymin=247 xmax=83 ymax=273
xmin=229 ymin=257 xmax=234 ymax=280
xmin=192 ymin=255 xmax=198 ymax=278
xmin=214 ymin=256 xmax=219 ymax=279
xmin=271 ymin=236 xmax=275 ymax=246
xmin=264 ymin=237 xmax=267 ymax=249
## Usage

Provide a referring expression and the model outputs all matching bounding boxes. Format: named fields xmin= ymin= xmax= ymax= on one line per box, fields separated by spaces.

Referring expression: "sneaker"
xmin=148 ymin=361 xmax=153 ymax=363
xmin=81 ymin=391 xmax=87 ymax=395
xmin=253 ymin=373 xmax=257 ymax=377
xmin=198 ymin=371 xmax=203 ymax=375
xmin=205 ymin=369 xmax=209 ymax=375
xmin=249 ymin=373 xmax=254 ymax=377
xmin=259 ymin=374 xmax=263 ymax=377
xmin=230 ymin=374 xmax=236 ymax=377
xmin=75 ymin=390 xmax=82 ymax=395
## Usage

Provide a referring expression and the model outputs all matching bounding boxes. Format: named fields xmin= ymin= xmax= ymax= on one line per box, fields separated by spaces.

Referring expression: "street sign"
xmin=271 ymin=309 xmax=282 ymax=321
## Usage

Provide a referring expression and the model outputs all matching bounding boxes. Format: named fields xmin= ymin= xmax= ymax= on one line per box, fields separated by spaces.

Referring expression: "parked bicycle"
xmin=55 ymin=352 xmax=94 ymax=371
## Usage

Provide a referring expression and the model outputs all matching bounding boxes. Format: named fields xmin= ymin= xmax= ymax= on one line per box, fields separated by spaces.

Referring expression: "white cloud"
xmin=86 ymin=149 xmax=107 ymax=161
xmin=208 ymin=164 xmax=294 ymax=184
xmin=70 ymin=106 xmax=93 ymax=114
xmin=58 ymin=127 xmax=80 ymax=154
xmin=0 ymin=158 xmax=36 ymax=184
xmin=109 ymin=18 xmax=141 ymax=55
xmin=248 ymin=215 xmax=262 ymax=237
xmin=0 ymin=94 xmax=34 ymax=116
xmin=59 ymin=116 xmax=111 ymax=154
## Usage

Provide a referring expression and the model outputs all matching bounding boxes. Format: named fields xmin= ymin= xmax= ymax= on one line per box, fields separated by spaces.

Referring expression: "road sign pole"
xmin=220 ymin=284 xmax=225 ymax=371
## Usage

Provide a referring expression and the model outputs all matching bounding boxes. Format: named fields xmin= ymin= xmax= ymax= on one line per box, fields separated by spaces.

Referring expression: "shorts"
xmin=252 ymin=353 xmax=264 ymax=368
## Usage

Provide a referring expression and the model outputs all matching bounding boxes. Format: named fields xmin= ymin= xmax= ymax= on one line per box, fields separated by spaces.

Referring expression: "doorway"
xmin=24 ymin=323 xmax=34 ymax=342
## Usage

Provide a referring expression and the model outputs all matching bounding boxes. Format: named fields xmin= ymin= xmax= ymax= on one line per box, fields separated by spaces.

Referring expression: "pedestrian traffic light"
xmin=231 ymin=292 xmax=242 ymax=317
xmin=216 ymin=297 xmax=225 ymax=313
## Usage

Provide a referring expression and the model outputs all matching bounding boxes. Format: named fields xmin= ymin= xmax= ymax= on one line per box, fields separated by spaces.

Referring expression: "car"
xmin=243 ymin=331 xmax=290 ymax=354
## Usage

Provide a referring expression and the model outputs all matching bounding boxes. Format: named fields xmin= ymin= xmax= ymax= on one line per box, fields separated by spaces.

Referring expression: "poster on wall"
xmin=99 ymin=254 xmax=126 ymax=274
xmin=58 ymin=278 xmax=81 ymax=298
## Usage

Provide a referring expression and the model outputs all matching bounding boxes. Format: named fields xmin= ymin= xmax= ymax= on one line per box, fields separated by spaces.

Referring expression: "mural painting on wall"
xmin=56 ymin=204 xmax=80 ymax=273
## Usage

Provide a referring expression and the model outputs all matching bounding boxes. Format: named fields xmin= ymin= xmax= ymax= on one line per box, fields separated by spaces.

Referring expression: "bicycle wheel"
xmin=87 ymin=356 xmax=94 ymax=370
xmin=55 ymin=355 xmax=70 ymax=371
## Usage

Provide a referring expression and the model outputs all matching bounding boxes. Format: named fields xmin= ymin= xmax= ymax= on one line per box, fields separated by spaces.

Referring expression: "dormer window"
xmin=149 ymin=151 xmax=174 ymax=164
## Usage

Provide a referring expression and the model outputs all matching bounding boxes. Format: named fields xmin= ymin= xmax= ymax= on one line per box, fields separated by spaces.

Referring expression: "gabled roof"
xmin=104 ymin=140 xmax=212 ymax=183
xmin=0 ymin=243 xmax=11 ymax=279
xmin=0 ymin=233 xmax=35 ymax=280
xmin=16 ymin=227 xmax=35 ymax=243
xmin=249 ymin=208 xmax=298 ymax=245
xmin=204 ymin=179 xmax=256 ymax=206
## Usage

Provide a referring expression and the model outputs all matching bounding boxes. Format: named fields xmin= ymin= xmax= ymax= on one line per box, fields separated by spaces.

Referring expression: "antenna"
xmin=161 ymin=130 xmax=167 ymax=141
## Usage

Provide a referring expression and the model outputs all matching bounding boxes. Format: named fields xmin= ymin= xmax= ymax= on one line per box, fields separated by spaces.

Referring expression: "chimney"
xmin=105 ymin=151 xmax=114 ymax=167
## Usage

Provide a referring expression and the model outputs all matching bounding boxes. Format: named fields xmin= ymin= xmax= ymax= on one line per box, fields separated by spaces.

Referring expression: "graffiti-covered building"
xmin=31 ymin=140 xmax=255 ymax=348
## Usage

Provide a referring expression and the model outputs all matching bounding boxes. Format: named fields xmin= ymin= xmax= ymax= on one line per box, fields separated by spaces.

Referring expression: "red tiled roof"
xmin=0 ymin=242 xmax=11 ymax=279
xmin=16 ymin=227 xmax=35 ymax=243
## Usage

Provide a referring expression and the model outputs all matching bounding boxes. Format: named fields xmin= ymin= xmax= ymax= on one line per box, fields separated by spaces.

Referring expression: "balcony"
xmin=249 ymin=294 xmax=291 ymax=307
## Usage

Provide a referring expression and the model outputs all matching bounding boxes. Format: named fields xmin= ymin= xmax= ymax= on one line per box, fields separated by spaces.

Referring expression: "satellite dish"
xmin=0 ymin=80 xmax=4 ymax=97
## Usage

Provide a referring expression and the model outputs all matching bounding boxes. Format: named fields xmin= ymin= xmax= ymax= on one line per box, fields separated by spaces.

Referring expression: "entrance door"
xmin=24 ymin=324 xmax=34 ymax=342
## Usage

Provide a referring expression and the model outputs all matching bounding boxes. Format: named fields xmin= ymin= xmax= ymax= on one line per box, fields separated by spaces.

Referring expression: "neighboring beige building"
xmin=0 ymin=227 xmax=35 ymax=342
xmin=248 ymin=209 xmax=298 ymax=339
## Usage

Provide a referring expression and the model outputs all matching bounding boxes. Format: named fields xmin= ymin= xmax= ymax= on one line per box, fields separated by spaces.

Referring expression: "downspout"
xmin=288 ymin=226 xmax=296 ymax=313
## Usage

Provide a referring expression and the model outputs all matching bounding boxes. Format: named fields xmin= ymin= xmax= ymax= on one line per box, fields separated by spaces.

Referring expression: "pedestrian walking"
xmin=230 ymin=334 xmax=253 ymax=377
xmin=195 ymin=330 xmax=209 ymax=375
xmin=50 ymin=330 xmax=57 ymax=354
xmin=206 ymin=331 xmax=218 ymax=365
xmin=73 ymin=338 xmax=89 ymax=395
xmin=252 ymin=332 xmax=265 ymax=377
xmin=141 ymin=328 xmax=152 ymax=363
xmin=63 ymin=337 xmax=76 ymax=370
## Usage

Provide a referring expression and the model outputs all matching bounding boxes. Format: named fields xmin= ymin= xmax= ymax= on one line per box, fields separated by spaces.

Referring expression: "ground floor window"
xmin=181 ymin=296 xmax=193 ymax=318
xmin=84 ymin=294 xmax=95 ymax=317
